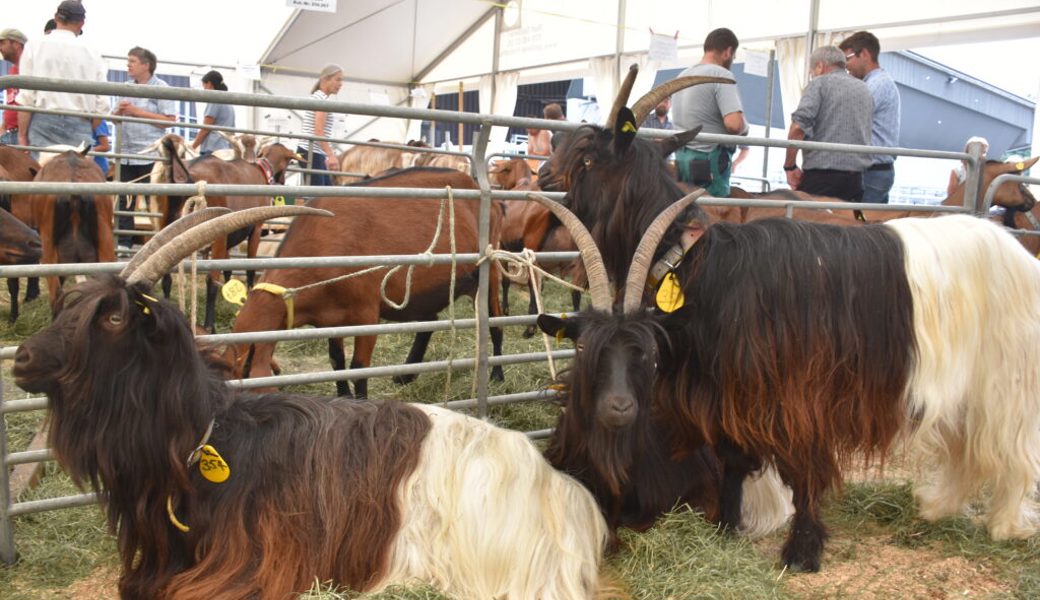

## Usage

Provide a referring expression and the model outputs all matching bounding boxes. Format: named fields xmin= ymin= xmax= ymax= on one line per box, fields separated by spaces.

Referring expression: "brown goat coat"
xmin=30 ymin=151 xmax=114 ymax=309
xmin=229 ymin=167 xmax=503 ymax=387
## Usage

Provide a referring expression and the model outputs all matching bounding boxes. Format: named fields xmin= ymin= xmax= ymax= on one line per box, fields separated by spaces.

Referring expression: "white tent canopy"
xmin=258 ymin=0 xmax=1039 ymax=152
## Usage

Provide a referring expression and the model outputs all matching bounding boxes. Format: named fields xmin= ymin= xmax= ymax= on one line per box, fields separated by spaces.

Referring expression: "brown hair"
xmin=543 ymin=103 xmax=564 ymax=120
xmin=839 ymin=31 xmax=881 ymax=63
xmin=704 ymin=28 xmax=739 ymax=53
xmin=128 ymin=46 xmax=157 ymax=75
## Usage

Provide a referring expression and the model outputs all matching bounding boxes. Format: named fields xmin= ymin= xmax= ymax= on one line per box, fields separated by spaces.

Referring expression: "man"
xmin=671 ymin=27 xmax=749 ymax=197
xmin=16 ymin=1 xmax=107 ymax=154
xmin=640 ymin=97 xmax=674 ymax=130
xmin=784 ymin=46 xmax=873 ymax=202
xmin=840 ymin=31 xmax=901 ymax=204
xmin=112 ymin=46 xmax=176 ymax=248
xmin=543 ymin=102 xmax=567 ymax=153
xmin=0 ymin=28 xmax=27 ymax=145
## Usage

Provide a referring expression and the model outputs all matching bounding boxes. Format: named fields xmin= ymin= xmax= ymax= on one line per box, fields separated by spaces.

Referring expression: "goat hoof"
xmin=522 ymin=325 xmax=538 ymax=339
xmin=393 ymin=374 xmax=417 ymax=386
xmin=781 ymin=542 xmax=823 ymax=573
xmin=490 ymin=367 xmax=505 ymax=382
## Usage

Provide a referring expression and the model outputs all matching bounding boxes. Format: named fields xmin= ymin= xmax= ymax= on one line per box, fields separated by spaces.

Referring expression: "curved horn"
xmin=630 ymin=76 xmax=735 ymax=126
xmin=526 ymin=193 xmax=613 ymax=312
xmin=119 ymin=207 xmax=231 ymax=278
xmin=621 ymin=189 xmax=706 ymax=314
xmin=127 ymin=206 xmax=334 ymax=286
xmin=606 ymin=64 xmax=640 ymax=130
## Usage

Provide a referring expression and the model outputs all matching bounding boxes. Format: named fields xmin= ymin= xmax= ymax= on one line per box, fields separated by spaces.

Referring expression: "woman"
xmin=298 ymin=64 xmax=344 ymax=186
xmin=191 ymin=70 xmax=235 ymax=156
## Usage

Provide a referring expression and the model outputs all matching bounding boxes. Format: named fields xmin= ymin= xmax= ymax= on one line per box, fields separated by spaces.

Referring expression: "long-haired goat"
xmin=0 ymin=144 xmax=42 ymax=320
xmin=29 ymin=148 xmax=115 ymax=312
xmin=162 ymin=138 xmax=298 ymax=331
xmin=225 ymin=166 xmax=505 ymax=398
xmin=12 ymin=205 xmax=608 ymax=600
xmin=535 ymin=190 xmax=1040 ymax=572
xmin=334 ymin=139 xmax=429 ymax=185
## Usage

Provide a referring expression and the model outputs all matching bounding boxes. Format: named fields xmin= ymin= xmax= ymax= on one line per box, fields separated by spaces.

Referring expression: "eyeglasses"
xmin=845 ymin=52 xmax=857 ymax=60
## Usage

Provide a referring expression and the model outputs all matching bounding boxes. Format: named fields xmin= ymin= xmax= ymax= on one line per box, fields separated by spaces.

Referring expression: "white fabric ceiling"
xmin=261 ymin=0 xmax=1040 ymax=90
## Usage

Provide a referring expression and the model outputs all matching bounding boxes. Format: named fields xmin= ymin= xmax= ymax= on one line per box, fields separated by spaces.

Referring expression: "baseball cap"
xmin=0 ymin=28 xmax=27 ymax=45
xmin=56 ymin=1 xmax=87 ymax=22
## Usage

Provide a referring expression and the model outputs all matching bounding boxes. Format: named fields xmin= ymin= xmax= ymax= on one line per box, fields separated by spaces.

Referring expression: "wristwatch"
xmin=783 ymin=164 xmax=798 ymax=171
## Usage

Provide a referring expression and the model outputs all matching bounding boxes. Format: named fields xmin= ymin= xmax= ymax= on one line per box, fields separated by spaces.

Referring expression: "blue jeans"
xmin=863 ymin=167 xmax=895 ymax=204
xmin=0 ymin=129 xmax=17 ymax=145
xmin=296 ymin=148 xmax=330 ymax=186
xmin=27 ymin=113 xmax=93 ymax=159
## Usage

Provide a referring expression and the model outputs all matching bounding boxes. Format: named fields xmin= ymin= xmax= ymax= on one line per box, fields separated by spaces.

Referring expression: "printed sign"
xmin=743 ymin=50 xmax=770 ymax=77
xmin=287 ymin=0 xmax=337 ymax=13
xmin=649 ymin=32 xmax=678 ymax=62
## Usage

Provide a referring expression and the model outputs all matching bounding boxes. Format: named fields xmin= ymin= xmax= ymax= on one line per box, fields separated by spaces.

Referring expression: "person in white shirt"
xmin=16 ymin=1 xmax=108 ymax=155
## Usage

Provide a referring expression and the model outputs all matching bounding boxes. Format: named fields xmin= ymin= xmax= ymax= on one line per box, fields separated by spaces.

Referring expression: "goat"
xmin=225 ymin=166 xmax=505 ymax=399
xmin=11 ymin=204 xmax=608 ymax=600
xmin=0 ymin=199 xmax=41 ymax=265
xmin=333 ymin=139 xmax=428 ymax=185
xmin=28 ymin=148 xmax=115 ymax=312
xmin=535 ymin=189 xmax=1040 ymax=572
xmin=0 ymin=144 xmax=42 ymax=320
xmin=163 ymin=138 xmax=298 ymax=331
xmin=414 ymin=151 xmax=471 ymax=173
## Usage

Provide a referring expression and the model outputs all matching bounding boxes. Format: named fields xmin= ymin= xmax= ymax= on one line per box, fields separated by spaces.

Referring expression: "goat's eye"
xmin=583 ymin=157 xmax=593 ymax=168
xmin=576 ymin=343 xmax=585 ymax=353
xmin=107 ymin=314 xmax=123 ymax=326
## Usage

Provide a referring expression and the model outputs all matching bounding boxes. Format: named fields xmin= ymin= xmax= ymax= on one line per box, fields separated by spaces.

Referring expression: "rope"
xmin=176 ymin=181 xmax=207 ymax=333
xmin=484 ymin=247 xmax=586 ymax=380
xmin=247 ymin=187 xmax=461 ymax=401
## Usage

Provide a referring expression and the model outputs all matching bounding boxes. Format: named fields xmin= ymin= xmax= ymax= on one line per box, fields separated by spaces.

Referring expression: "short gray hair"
xmin=810 ymin=46 xmax=846 ymax=70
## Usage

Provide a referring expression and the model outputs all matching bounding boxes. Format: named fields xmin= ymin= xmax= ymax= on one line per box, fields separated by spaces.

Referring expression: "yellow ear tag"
xmin=1015 ymin=162 xmax=1026 ymax=171
xmin=198 ymin=445 xmax=230 ymax=483
xmin=621 ymin=120 xmax=637 ymax=133
xmin=221 ymin=279 xmax=248 ymax=306
xmin=655 ymin=272 xmax=685 ymax=313
xmin=273 ymin=195 xmax=286 ymax=206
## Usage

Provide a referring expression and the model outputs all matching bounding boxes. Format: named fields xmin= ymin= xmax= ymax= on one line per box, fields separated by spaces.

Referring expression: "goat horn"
xmin=127 ymin=206 xmax=334 ymax=287
xmin=120 ymin=207 xmax=232 ymax=279
xmin=526 ymin=193 xmax=613 ymax=312
xmin=630 ymin=76 xmax=735 ymax=126
xmin=621 ymin=189 xmax=706 ymax=314
xmin=606 ymin=64 xmax=639 ymax=130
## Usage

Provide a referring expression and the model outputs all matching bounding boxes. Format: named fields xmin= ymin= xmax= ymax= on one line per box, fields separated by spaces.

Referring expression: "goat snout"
xmin=599 ymin=393 xmax=637 ymax=428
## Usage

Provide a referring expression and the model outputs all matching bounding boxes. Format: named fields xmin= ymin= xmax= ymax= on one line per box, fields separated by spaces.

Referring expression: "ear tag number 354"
xmin=656 ymin=272 xmax=685 ymax=313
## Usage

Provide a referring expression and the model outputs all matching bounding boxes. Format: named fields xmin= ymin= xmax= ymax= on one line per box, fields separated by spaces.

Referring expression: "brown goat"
xmin=225 ymin=167 xmax=505 ymax=398
xmin=29 ymin=149 xmax=115 ymax=312
xmin=333 ymin=139 xmax=429 ymax=185
xmin=163 ymin=139 xmax=298 ymax=331
xmin=0 ymin=145 xmax=42 ymax=320
xmin=0 ymin=199 xmax=41 ymax=266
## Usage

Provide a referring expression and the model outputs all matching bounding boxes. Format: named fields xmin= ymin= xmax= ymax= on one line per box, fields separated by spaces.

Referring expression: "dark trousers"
xmin=799 ymin=169 xmax=864 ymax=202
xmin=117 ymin=163 xmax=156 ymax=247
xmin=296 ymin=148 xmax=330 ymax=186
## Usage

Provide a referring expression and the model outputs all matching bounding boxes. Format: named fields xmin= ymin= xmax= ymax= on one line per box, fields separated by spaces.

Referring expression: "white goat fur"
xmin=887 ymin=214 xmax=1040 ymax=539
xmin=382 ymin=404 xmax=608 ymax=599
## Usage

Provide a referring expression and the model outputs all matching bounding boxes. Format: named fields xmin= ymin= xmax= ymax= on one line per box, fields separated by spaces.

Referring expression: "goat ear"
xmin=537 ymin=313 xmax=582 ymax=341
xmin=660 ymin=126 xmax=702 ymax=157
xmin=612 ymin=107 xmax=638 ymax=156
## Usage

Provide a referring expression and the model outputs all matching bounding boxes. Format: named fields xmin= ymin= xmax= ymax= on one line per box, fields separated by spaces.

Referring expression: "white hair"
xmin=380 ymin=404 xmax=608 ymax=599
xmin=887 ymin=214 xmax=1040 ymax=539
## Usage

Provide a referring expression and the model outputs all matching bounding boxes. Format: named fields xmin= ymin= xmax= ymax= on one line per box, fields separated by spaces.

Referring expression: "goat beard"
xmin=586 ymin=421 xmax=641 ymax=499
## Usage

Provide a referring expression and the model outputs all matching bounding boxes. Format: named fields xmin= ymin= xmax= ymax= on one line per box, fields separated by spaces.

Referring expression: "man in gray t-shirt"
xmin=671 ymin=27 xmax=749 ymax=197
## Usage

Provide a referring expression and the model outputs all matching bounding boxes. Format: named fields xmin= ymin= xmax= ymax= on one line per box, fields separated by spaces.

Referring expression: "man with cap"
xmin=17 ymin=1 xmax=108 ymax=155
xmin=0 ymin=27 xmax=27 ymax=145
